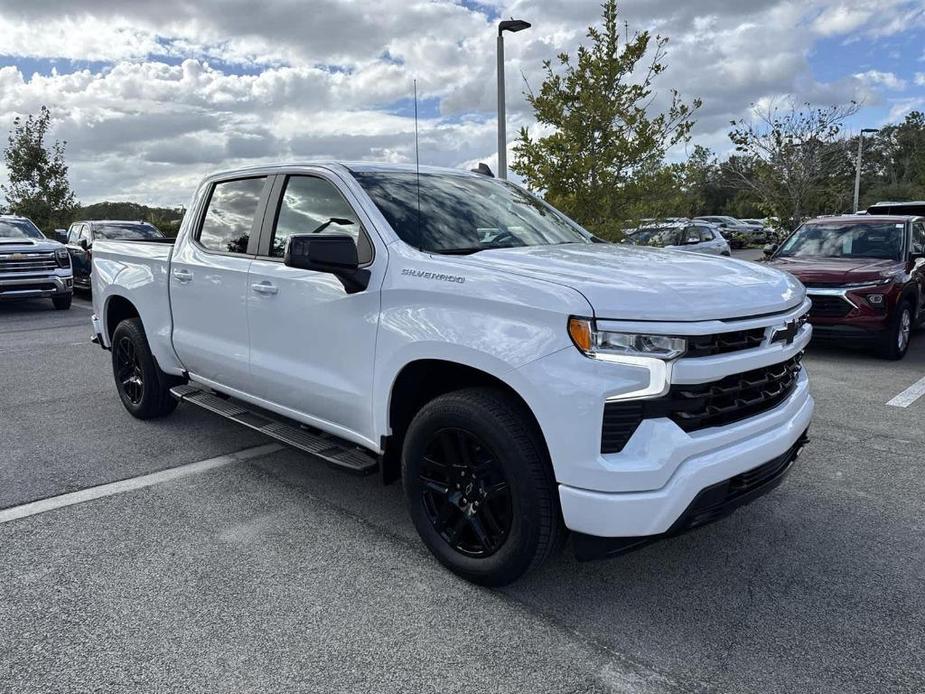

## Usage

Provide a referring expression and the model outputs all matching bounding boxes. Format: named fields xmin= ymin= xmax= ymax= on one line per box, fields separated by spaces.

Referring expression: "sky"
xmin=0 ymin=0 xmax=924 ymax=207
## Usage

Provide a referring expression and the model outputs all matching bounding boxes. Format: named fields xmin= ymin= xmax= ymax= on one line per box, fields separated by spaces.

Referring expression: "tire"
xmin=402 ymin=388 xmax=564 ymax=586
xmin=52 ymin=293 xmax=72 ymax=310
xmin=878 ymin=301 xmax=913 ymax=360
xmin=111 ymin=318 xmax=179 ymax=418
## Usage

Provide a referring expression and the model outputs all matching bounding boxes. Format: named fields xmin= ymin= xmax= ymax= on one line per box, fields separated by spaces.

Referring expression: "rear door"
xmin=169 ymin=175 xmax=271 ymax=392
xmin=245 ymin=171 xmax=381 ymax=442
xmin=696 ymin=225 xmax=725 ymax=254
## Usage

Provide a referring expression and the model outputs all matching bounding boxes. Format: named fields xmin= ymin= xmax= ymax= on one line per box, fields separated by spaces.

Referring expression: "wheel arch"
xmin=104 ymin=294 xmax=141 ymax=342
xmin=381 ymin=359 xmax=552 ymax=485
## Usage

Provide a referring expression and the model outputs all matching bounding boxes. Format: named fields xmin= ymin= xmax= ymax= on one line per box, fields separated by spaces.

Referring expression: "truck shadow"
xmin=251 ymin=444 xmax=922 ymax=693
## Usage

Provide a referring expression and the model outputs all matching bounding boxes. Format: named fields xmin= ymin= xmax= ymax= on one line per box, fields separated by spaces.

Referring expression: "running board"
xmin=169 ymin=384 xmax=377 ymax=476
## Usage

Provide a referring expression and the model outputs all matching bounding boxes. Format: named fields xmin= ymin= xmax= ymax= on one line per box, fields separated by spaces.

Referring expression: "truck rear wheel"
xmin=111 ymin=318 xmax=179 ymax=419
xmin=401 ymin=388 xmax=563 ymax=586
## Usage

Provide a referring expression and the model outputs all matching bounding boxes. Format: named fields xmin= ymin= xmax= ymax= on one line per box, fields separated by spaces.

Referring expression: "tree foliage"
xmin=727 ymin=99 xmax=858 ymax=227
xmin=512 ymin=0 xmax=701 ymax=239
xmin=2 ymin=106 xmax=78 ymax=232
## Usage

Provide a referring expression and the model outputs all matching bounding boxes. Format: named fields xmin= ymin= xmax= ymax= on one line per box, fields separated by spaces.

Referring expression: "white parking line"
xmin=887 ymin=376 xmax=925 ymax=408
xmin=0 ymin=443 xmax=282 ymax=525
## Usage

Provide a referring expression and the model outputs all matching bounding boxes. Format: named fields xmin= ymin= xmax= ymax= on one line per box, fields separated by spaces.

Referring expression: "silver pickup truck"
xmin=0 ymin=215 xmax=73 ymax=309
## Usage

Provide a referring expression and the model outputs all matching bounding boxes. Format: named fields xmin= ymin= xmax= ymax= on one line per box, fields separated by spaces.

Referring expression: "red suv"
xmin=764 ymin=215 xmax=925 ymax=359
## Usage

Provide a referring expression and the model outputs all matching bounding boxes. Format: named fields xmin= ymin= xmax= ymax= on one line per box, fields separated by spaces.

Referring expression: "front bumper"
xmin=557 ymin=372 xmax=812 ymax=538
xmin=512 ymin=299 xmax=814 ymax=541
xmin=0 ymin=274 xmax=72 ymax=300
xmin=572 ymin=429 xmax=809 ymax=559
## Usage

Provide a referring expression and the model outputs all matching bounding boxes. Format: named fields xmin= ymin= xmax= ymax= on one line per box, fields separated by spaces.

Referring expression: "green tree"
xmin=2 ymin=106 xmax=78 ymax=232
xmin=512 ymin=0 xmax=701 ymax=239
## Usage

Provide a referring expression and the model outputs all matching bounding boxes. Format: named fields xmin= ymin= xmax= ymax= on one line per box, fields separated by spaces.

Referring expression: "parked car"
xmin=623 ymin=222 xmax=731 ymax=256
xmin=764 ymin=215 xmax=925 ymax=359
xmin=91 ymin=162 xmax=813 ymax=585
xmin=695 ymin=216 xmax=768 ymax=245
xmin=0 ymin=215 xmax=73 ymax=309
xmin=65 ymin=220 xmax=164 ymax=291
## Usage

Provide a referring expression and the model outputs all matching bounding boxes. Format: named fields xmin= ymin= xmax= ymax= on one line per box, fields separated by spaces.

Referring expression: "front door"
xmin=246 ymin=173 xmax=380 ymax=442
xmin=170 ymin=175 xmax=270 ymax=392
xmin=67 ymin=224 xmax=92 ymax=287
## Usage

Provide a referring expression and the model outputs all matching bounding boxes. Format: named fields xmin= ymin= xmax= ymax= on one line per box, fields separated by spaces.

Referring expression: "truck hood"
xmin=0 ymin=238 xmax=61 ymax=252
xmin=765 ymin=256 xmax=902 ymax=286
xmin=463 ymin=244 xmax=804 ymax=321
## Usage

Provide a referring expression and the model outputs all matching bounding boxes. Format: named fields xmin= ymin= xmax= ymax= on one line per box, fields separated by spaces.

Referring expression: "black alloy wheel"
xmin=418 ymin=427 xmax=513 ymax=557
xmin=116 ymin=335 xmax=145 ymax=405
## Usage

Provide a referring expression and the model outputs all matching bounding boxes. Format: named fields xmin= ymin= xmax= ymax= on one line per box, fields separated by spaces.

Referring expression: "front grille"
xmin=686 ymin=327 xmax=766 ymax=357
xmin=808 ymin=294 xmax=852 ymax=318
xmin=0 ymin=252 xmax=57 ymax=274
xmin=601 ymin=354 xmax=803 ymax=453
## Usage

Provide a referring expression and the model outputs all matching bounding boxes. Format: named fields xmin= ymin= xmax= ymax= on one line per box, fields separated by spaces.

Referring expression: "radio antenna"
xmin=413 ymin=79 xmax=423 ymax=249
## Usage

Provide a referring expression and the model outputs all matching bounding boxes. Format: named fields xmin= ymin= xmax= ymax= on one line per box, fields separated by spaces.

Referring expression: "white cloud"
xmin=0 ymin=0 xmax=921 ymax=205
xmin=854 ymin=70 xmax=907 ymax=91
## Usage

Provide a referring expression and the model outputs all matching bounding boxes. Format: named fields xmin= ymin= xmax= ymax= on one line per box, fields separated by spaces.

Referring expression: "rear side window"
xmin=198 ymin=177 xmax=267 ymax=254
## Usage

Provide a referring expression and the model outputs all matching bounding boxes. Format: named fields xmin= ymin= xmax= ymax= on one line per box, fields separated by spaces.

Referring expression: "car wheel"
xmin=402 ymin=388 xmax=564 ymax=586
xmin=111 ymin=318 xmax=180 ymax=418
xmin=52 ymin=293 xmax=72 ymax=310
xmin=879 ymin=301 xmax=913 ymax=360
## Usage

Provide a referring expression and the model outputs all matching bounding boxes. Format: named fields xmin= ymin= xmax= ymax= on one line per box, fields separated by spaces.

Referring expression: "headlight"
xmin=841 ymin=279 xmax=890 ymax=288
xmin=568 ymin=318 xmax=687 ymax=360
xmin=55 ymin=248 xmax=70 ymax=268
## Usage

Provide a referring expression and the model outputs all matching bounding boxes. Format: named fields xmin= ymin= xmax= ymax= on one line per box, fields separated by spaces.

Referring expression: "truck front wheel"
xmin=402 ymin=388 xmax=564 ymax=586
xmin=111 ymin=318 xmax=179 ymax=419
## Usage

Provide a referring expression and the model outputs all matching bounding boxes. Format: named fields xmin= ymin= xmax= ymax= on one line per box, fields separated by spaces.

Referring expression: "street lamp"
xmin=853 ymin=128 xmax=879 ymax=213
xmin=497 ymin=18 xmax=531 ymax=180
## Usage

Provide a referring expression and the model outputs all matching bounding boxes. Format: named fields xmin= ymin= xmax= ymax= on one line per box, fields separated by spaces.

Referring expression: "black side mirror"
xmin=284 ymin=234 xmax=370 ymax=294
xmin=763 ymin=243 xmax=777 ymax=257
xmin=79 ymin=239 xmax=89 ymax=251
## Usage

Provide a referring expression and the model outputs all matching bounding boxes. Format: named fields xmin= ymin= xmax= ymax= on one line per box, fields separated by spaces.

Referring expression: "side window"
xmin=683 ymin=226 xmax=701 ymax=244
xmin=913 ymin=222 xmax=925 ymax=254
xmin=270 ymin=175 xmax=372 ymax=263
xmin=197 ymin=177 xmax=267 ymax=254
xmin=67 ymin=225 xmax=80 ymax=244
xmin=77 ymin=225 xmax=90 ymax=245
xmin=697 ymin=226 xmax=715 ymax=241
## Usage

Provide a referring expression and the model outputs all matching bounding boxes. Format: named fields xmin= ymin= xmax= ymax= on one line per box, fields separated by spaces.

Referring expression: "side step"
xmin=169 ymin=384 xmax=377 ymax=475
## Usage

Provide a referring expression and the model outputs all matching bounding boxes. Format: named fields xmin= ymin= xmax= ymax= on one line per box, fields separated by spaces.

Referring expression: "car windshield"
xmin=94 ymin=223 xmax=163 ymax=240
xmin=0 ymin=218 xmax=45 ymax=239
xmin=351 ymin=171 xmax=591 ymax=254
xmin=778 ymin=221 xmax=905 ymax=260
xmin=625 ymin=227 xmax=680 ymax=247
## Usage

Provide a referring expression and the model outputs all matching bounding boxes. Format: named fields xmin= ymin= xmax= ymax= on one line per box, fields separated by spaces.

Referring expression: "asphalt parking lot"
xmin=2 ymin=286 xmax=924 ymax=693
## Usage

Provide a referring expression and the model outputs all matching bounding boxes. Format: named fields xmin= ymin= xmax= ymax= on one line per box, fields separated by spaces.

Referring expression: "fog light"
xmin=867 ymin=294 xmax=884 ymax=306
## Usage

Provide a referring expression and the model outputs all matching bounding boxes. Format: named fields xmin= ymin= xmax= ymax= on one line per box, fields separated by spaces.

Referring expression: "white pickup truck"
xmin=91 ymin=162 xmax=813 ymax=585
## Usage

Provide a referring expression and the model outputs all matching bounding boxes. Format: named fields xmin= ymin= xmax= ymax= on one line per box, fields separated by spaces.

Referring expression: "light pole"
xmin=497 ymin=18 xmax=531 ymax=180
xmin=853 ymin=128 xmax=879 ymax=213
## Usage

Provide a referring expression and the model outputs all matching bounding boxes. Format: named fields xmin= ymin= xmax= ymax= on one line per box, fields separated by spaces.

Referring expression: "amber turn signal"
xmin=568 ymin=317 xmax=593 ymax=353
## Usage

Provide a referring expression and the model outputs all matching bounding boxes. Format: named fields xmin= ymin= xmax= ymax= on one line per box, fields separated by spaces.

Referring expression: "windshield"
xmin=351 ymin=171 xmax=591 ymax=253
xmin=778 ymin=221 xmax=905 ymax=260
xmin=626 ymin=227 xmax=680 ymax=247
xmin=94 ymin=223 xmax=163 ymax=240
xmin=0 ymin=218 xmax=45 ymax=239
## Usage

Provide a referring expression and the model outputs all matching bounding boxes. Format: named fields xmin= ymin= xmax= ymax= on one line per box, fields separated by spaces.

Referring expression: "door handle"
xmin=251 ymin=281 xmax=278 ymax=295
xmin=172 ymin=269 xmax=193 ymax=283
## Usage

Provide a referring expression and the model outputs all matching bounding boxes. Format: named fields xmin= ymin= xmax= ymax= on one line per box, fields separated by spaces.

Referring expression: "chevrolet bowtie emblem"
xmin=770 ymin=320 xmax=799 ymax=345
